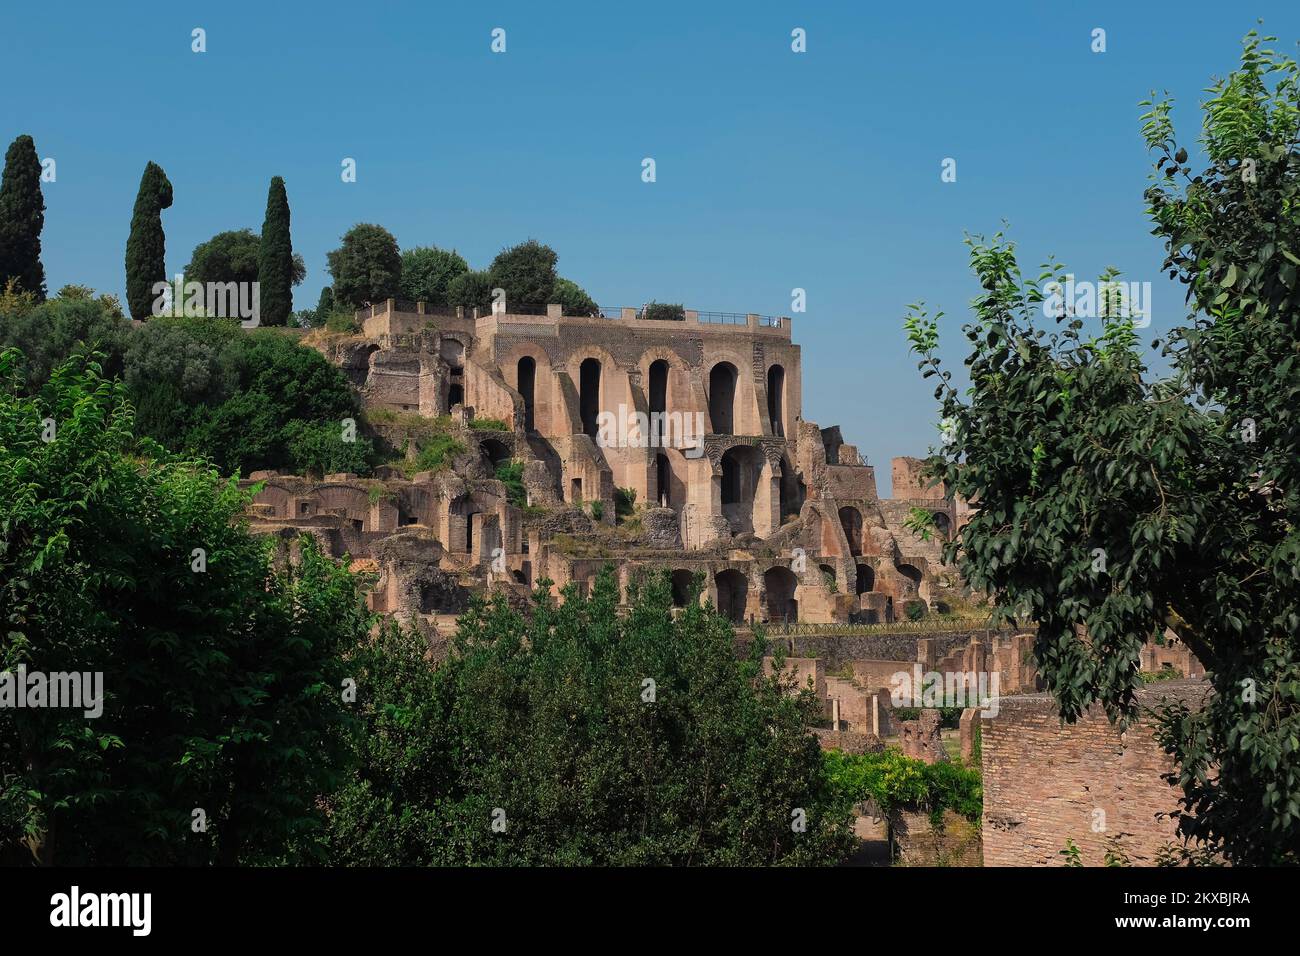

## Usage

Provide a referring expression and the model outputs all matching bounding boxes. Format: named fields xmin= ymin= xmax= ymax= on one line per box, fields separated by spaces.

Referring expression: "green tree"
xmin=0 ymin=294 xmax=130 ymax=391
xmin=399 ymin=246 xmax=469 ymax=306
xmin=258 ymin=177 xmax=294 ymax=326
xmin=488 ymin=239 xmax=557 ymax=308
xmin=0 ymin=348 xmax=363 ymax=864
xmin=326 ymin=224 xmax=401 ymax=309
xmin=0 ymin=135 xmax=47 ymax=300
xmin=186 ymin=229 xmax=305 ymax=292
xmin=124 ymin=162 xmax=174 ymax=320
xmin=445 ymin=269 xmax=494 ymax=312
xmin=312 ymin=285 xmax=335 ymax=327
xmin=554 ymin=277 xmax=598 ymax=316
xmin=904 ymin=32 xmax=1300 ymax=865
xmin=328 ymin=568 xmax=853 ymax=865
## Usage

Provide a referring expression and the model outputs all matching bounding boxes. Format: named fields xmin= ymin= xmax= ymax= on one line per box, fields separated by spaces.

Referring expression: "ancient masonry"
xmin=242 ymin=299 xmax=970 ymax=638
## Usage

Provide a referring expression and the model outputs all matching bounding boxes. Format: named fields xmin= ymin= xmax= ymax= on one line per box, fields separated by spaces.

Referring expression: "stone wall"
xmin=981 ymin=681 xmax=1210 ymax=866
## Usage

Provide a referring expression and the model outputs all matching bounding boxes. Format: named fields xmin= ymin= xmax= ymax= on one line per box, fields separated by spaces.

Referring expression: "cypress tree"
xmin=257 ymin=176 xmax=293 ymax=326
xmin=124 ymin=162 xmax=173 ymax=320
xmin=315 ymin=285 xmax=334 ymax=322
xmin=0 ymin=134 xmax=47 ymax=300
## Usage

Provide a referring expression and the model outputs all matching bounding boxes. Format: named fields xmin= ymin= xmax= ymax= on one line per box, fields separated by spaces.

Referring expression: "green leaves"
xmin=905 ymin=30 xmax=1300 ymax=865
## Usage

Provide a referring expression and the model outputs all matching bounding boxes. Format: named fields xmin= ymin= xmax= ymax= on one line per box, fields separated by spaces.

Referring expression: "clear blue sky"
xmin=3 ymin=1 xmax=1297 ymax=493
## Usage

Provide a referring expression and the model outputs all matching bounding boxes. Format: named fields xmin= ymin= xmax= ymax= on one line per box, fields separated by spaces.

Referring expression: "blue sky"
xmin=3 ymin=1 xmax=1297 ymax=493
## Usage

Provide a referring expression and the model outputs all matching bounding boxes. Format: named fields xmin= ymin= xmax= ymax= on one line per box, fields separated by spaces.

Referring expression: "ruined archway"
xmin=778 ymin=454 xmax=802 ymax=521
xmin=481 ymin=437 xmax=511 ymax=471
xmin=721 ymin=445 xmax=765 ymax=534
xmin=897 ymin=563 xmax=924 ymax=601
xmin=767 ymin=364 xmax=785 ymax=437
xmin=517 ymin=356 xmax=536 ymax=432
xmin=839 ymin=506 xmax=863 ymax=557
xmin=708 ymin=362 xmax=738 ymax=435
xmin=764 ymin=566 xmax=798 ymax=624
xmin=648 ymin=359 xmax=669 ymax=446
xmin=856 ymin=563 xmax=875 ymax=595
xmin=933 ymin=511 xmax=951 ymax=540
xmin=670 ymin=569 xmax=696 ymax=607
xmin=579 ymin=358 xmax=602 ymax=437
xmin=715 ymin=568 xmax=748 ymax=623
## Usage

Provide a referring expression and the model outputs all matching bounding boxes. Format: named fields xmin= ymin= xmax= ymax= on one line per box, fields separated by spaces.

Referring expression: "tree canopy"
xmin=0 ymin=134 xmax=46 ymax=300
xmin=905 ymin=32 xmax=1300 ymax=865
xmin=326 ymin=224 xmax=401 ymax=309
xmin=124 ymin=162 xmax=173 ymax=320
xmin=399 ymin=246 xmax=469 ymax=306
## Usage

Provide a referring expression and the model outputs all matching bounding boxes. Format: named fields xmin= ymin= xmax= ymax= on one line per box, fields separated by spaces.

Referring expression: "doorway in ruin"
xmin=767 ymin=364 xmax=785 ymax=437
xmin=720 ymin=445 xmax=765 ymax=534
xmin=648 ymin=359 xmax=669 ymax=446
xmin=517 ymin=356 xmax=536 ymax=432
xmin=708 ymin=362 xmax=738 ymax=435
xmin=580 ymin=358 xmax=601 ymax=438
xmin=778 ymin=454 xmax=802 ymax=521
xmin=856 ymin=563 xmax=875 ymax=595
xmin=839 ymin=506 xmax=863 ymax=556
xmin=670 ymin=569 xmax=696 ymax=607
xmin=932 ymin=511 xmax=951 ymax=540
xmin=897 ymin=563 xmax=924 ymax=601
xmin=715 ymin=569 xmax=748 ymax=623
xmin=764 ymin=566 xmax=798 ymax=624
xmin=656 ymin=453 xmax=672 ymax=507
xmin=481 ymin=437 xmax=511 ymax=472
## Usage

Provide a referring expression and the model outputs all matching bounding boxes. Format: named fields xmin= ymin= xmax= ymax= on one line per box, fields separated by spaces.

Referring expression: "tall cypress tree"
xmin=257 ymin=176 xmax=293 ymax=326
xmin=0 ymin=135 xmax=47 ymax=300
xmin=124 ymin=162 xmax=173 ymax=320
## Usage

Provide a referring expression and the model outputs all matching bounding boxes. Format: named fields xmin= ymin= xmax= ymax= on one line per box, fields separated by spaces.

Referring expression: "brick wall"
xmin=981 ymin=681 xmax=1209 ymax=866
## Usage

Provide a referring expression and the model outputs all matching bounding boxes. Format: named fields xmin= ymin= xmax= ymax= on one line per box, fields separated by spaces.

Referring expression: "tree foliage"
xmin=258 ymin=177 xmax=294 ymax=326
xmin=326 ymin=224 xmax=401 ymax=309
xmin=554 ymin=276 xmax=598 ymax=316
xmin=445 ymin=269 xmax=494 ymax=312
xmin=328 ymin=569 xmax=853 ymax=865
xmin=399 ymin=246 xmax=468 ymax=306
xmin=124 ymin=162 xmax=173 ymax=320
xmin=488 ymin=239 xmax=558 ymax=308
xmin=186 ymin=228 xmax=305 ymax=292
xmin=0 ymin=349 xmax=364 ymax=864
xmin=905 ymin=32 xmax=1300 ymax=864
xmin=0 ymin=134 xmax=46 ymax=300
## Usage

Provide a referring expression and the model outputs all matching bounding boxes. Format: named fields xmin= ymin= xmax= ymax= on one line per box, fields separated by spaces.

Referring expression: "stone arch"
xmin=720 ymin=445 xmax=765 ymax=534
xmin=637 ymin=346 xmax=695 ymax=449
xmin=481 ymin=436 xmax=512 ymax=471
xmin=839 ymin=506 xmax=864 ymax=557
xmin=579 ymin=357 xmax=602 ymax=438
xmin=897 ymin=563 xmax=924 ymax=602
xmin=856 ymin=563 xmax=875 ymax=595
xmin=670 ymin=568 xmax=696 ymax=607
xmin=568 ymin=345 xmax=630 ymax=441
xmin=715 ymin=568 xmax=749 ymax=623
xmin=764 ymin=565 xmax=799 ymax=624
xmin=517 ymin=356 xmax=536 ymax=432
xmin=708 ymin=361 xmax=739 ymax=435
xmin=652 ymin=446 xmax=689 ymax=509
xmin=932 ymin=511 xmax=951 ymax=540
xmin=766 ymin=364 xmax=785 ymax=437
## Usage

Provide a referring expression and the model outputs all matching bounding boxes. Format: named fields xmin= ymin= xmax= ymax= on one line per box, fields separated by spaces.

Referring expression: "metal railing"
xmin=696 ymin=311 xmax=748 ymax=325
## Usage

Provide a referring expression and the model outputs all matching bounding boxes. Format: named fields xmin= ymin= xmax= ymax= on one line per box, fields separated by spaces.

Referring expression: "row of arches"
xmin=668 ymin=566 xmax=801 ymax=625
xmin=513 ymin=354 xmax=788 ymax=438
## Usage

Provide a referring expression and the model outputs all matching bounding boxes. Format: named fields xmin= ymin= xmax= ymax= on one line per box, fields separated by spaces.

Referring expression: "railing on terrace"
xmin=597 ymin=305 xmax=628 ymax=319
xmin=893 ymin=496 xmax=956 ymax=509
xmin=759 ymin=315 xmax=786 ymax=328
xmin=696 ymin=311 xmax=749 ymax=325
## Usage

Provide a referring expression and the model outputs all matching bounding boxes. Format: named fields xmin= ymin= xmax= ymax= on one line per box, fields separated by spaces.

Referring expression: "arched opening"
xmin=579 ymin=358 xmax=601 ymax=438
xmin=778 ymin=454 xmax=801 ymax=521
xmin=715 ymin=569 xmax=748 ymax=623
xmin=720 ymin=446 xmax=764 ymax=534
xmin=897 ymin=563 xmax=923 ymax=600
xmin=708 ymin=362 xmax=738 ymax=435
xmin=443 ymin=339 xmax=465 ymax=413
xmin=670 ymin=569 xmax=695 ymax=607
xmin=856 ymin=563 xmax=875 ymax=595
xmin=481 ymin=437 xmax=511 ymax=471
xmin=656 ymin=453 xmax=672 ymax=507
xmin=517 ymin=356 xmax=536 ymax=432
xmin=767 ymin=365 xmax=785 ymax=437
xmin=448 ymin=383 xmax=464 ymax=408
xmin=764 ymin=566 xmax=798 ymax=623
xmin=648 ymin=359 xmax=668 ymax=446
xmin=933 ymin=511 xmax=951 ymax=540
xmin=838 ymin=506 xmax=863 ymax=557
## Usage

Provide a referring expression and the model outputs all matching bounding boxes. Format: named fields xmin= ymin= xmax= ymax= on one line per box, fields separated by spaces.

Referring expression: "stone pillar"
xmin=959 ymin=708 xmax=979 ymax=763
